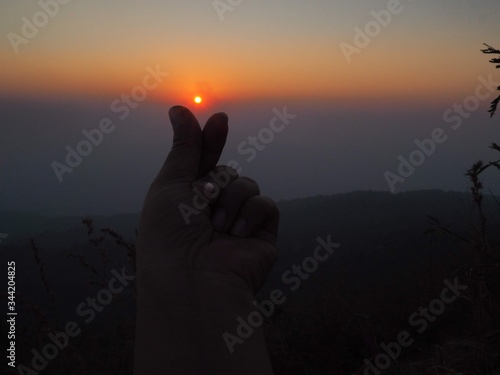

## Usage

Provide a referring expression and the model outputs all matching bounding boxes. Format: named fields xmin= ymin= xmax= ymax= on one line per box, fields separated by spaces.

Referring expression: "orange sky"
xmin=0 ymin=1 xmax=498 ymax=107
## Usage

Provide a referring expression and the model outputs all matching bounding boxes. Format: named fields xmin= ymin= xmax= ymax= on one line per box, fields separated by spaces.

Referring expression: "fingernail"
xmin=212 ymin=209 xmax=226 ymax=230
xmin=204 ymin=182 xmax=218 ymax=198
xmin=230 ymin=218 xmax=246 ymax=237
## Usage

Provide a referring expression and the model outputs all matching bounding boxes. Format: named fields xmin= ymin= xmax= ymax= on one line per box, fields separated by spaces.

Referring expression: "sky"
xmin=1 ymin=0 xmax=500 ymax=215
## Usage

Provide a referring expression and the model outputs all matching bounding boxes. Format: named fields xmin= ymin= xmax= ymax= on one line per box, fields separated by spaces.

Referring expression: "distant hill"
xmin=1 ymin=188 xmax=496 ymax=242
xmin=270 ymin=189 xmax=499 ymax=293
xmin=0 ymin=210 xmax=139 ymax=242
xmin=1 ymin=189 xmax=498 ymax=308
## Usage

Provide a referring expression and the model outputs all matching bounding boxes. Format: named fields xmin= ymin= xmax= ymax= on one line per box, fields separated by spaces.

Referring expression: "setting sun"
xmin=194 ymin=96 xmax=202 ymax=104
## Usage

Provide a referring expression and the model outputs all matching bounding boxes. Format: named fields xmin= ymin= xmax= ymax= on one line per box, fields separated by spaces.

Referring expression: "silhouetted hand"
xmin=134 ymin=106 xmax=278 ymax=375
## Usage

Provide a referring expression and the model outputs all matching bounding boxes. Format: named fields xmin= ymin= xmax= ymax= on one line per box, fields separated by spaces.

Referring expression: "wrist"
xmin=135 ymin=264 xmax=274 ymax=374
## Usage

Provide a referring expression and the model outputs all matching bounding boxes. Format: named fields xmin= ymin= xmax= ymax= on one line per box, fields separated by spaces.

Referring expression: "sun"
xmin=194 ymin=96 xmax=202 ymax=104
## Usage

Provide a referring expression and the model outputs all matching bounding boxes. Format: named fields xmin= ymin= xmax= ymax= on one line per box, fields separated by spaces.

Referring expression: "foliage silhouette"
xmin=481 ymin=44 xmax=500 ymax=117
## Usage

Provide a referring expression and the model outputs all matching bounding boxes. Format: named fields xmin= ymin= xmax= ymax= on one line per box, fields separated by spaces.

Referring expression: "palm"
xmin=198 ymin=233 xmax=277 ymax=293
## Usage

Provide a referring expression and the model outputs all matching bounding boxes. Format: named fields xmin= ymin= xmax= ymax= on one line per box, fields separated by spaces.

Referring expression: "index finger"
xmin=197 ymin=112 xmax=229 ymax=179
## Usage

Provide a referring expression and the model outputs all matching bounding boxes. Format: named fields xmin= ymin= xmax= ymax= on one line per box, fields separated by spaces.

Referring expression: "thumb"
xmin=154 ymin=106 xmax=203 ymax=186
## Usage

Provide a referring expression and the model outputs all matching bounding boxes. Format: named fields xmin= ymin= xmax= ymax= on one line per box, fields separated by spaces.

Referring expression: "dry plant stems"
xmin=481 ymin=44 xmax=500 ymax=117
xmin=421 ymin=43 xmax=500 ymax=374
xmin=30 ymin=238 xmax=58 ymax=326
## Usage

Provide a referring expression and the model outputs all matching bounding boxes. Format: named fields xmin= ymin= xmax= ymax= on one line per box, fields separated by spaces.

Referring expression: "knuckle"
xmin=238 ymin=176 xmax=260 ymax=193
xmin=214 ymin=164 xmax=239 ymax=178
xmin=257 ymin=196 xmax=279 ymax=214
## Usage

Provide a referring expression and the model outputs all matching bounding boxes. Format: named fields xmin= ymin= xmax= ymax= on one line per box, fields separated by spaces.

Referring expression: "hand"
xmin=134 ymin=105 xmax=279 ymax=374
xmin=138 ymin=105 xmax=278 ymax=292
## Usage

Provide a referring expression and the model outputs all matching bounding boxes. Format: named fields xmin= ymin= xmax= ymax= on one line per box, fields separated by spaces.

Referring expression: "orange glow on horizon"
xmin=0 ymin=32 xmax=489 ymax=109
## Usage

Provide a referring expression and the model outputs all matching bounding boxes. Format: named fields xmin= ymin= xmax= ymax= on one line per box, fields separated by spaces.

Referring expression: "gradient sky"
xmin=1 ymin=0 xmax=500 ymax=215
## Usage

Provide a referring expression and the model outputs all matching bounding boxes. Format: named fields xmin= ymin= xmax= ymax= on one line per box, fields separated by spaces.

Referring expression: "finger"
xmin=229 ymin=195 xmax=279 ymax=245
xmin=191 ymin=165 xmax=239 ymax=207
xmin=211 ymin=177 xmax=260 ymax=232
xmin=197 ymin=112 xmax=228 ymax=179
xmin=154 ymin=106 xmax=202 ymax=186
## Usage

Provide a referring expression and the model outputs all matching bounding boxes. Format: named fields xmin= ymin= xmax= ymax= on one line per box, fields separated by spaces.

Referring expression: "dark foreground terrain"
xmin=1 ymin=189 xmax=499 ymax=374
